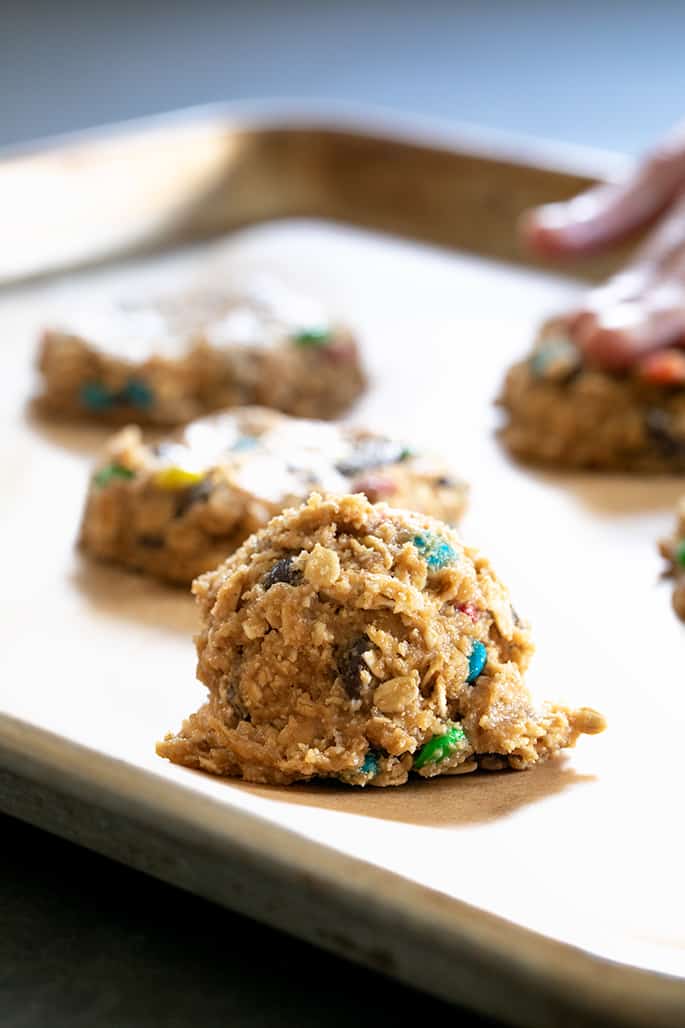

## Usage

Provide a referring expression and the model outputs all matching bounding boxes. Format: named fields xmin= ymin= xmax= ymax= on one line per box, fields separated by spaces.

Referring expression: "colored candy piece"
xmin=353 ymin=474 xmax=397 ymax=501
xmin=339 ymin=749 xmax=379 ymax=785
xmin=413 ymin=532 xmax=457 ymax=569
xmin=676 ymin=539 xmax=685 ymax=568
xmin=231 ymin=435 xmax=259 ymax=452
xmin=292 ymin=327 xmax=331 ymax=347
xmin=93 ymin=462 xmax=135 ymax=487
xmin=398 ymin=447 xmax=412 ymax=462
xmin=637 ymin=349 xmax=685 ymax=386
xmin=413 ymin=723 xmax=466 ymax=770
xmin=467 ymin=640 xmax=487 ymax=683
xmin=154 ymin=466 xmax=205 ymax=490
xmin=529 ymin=336 xmax=580 ymax=381
xmin=457 ymin=602 xmax=480 ymax=623
xmin=80 ymin=381 xmax=114 ymax=411
xmin=81 ymin=379 xmax=155 ymax=412
xmin=121 ymin=378 xmax=154 ymax=410
xmin=360 ymin=752 xmax=378 ymax=776
xmin=323 ymin=339 xmax=358 ymax=364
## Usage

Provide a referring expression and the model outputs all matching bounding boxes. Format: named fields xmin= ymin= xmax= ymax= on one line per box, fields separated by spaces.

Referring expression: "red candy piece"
xmin=324 ymin=339 xmax=358 ymax=364
xmin=353 ymin=475 xmax=397 ymax=502
xmin=637 ymin=349 xmax=685 ymax=386
xmin=457 ymin=602 xmax=480 ymax=622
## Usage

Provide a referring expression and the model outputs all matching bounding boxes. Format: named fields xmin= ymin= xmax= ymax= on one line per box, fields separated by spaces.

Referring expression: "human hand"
xmin=522 ymin=122 xmax=685 ymax=380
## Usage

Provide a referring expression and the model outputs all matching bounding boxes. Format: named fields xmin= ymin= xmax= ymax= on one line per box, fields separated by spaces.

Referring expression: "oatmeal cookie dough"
xmin=498 ymin=318 xmax=685 ymax=471
xmin=37 ymin=278 xmax=365 ymax=425
xmin=157 ymin=493 xmax=605 ymax=786
xmin=80 ymin=407 xmax=467 ymax=585
xmin=659 ymin=496 xmax=685 ymax=621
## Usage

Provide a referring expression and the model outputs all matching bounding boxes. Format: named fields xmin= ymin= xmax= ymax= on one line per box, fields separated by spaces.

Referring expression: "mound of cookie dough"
xmin=157 ymin=493 xmax=605 ymax=786
xmin=80 ymin=407 xmax=467 ymax=584
xmin=37 ymin=277 xmax=365 ymax=425
xmin=498 ymin=318 xmax=685 ymax=470
xmin=659 ymin=496 xmax=685 ymax=620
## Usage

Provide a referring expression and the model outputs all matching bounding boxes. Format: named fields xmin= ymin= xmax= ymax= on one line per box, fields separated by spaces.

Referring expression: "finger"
xmin=573 ymin=290 xmax=685 ymax=369
xmin=522 ymin=183 xmax=670 ymax=258
xmin=636 ymin=190 xmax=685 ymax=270
xmin=565 ymin=267 xmax=654 ymax=333
xmin=522 ymin=122 xmax=685 ymax=258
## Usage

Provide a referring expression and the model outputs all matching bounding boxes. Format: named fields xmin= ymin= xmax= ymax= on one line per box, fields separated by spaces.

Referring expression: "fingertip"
xmin=567 ymin=310 xmax=596 ymax=336
xmin=519 ymin=209 xmax=568 ymax=258
xmin=576 ymin=323 xmax=637 ymax=370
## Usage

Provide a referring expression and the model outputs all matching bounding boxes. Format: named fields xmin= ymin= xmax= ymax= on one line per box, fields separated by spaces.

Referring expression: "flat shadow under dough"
xmin=232 ymin=757 xmax=593 ymax=829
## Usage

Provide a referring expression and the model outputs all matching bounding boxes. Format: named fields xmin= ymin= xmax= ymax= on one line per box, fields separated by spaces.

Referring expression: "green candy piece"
xmin=676 ymin=539 xmax=685 ymax=568
xmin=93 ymin=463 xmax=135 ymax=488
xmin=414 ymin=723 xmax=466 ymax=770
xmin=293 ymin=327 xmax=331 ymax=347
xmin=398 ymin=447 xmax=412 ymax=462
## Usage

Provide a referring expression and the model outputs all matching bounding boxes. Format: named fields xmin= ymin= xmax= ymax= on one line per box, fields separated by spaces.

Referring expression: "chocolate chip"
xmin=337 ymin=635 xmax=373 ymax=697
xmin=645 ymin=408 xmax=685 ymax=460
xmin=262 ymin=556 xmax=302 ymax=590
xmin=435 ymin=476 xmax=454 ymax=487
xmin=222 ymin=677 xmax=249 ymax=720
xmin=336 ymin=439 xmax=409 ymax=477
xmin=174 ymin=477 xmax=213 ymax=518
xmin=138 ymin=534 xmax=165 ymax=549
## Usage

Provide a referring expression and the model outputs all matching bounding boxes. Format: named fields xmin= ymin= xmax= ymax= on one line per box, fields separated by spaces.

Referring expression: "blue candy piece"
xmin=232 ymin=435 xmax=259 ymax=452
xmin=413 ymin=533 xmax=457 ymax=569
xmin=121 ymin=378 xmax=154 ymax=410
xmin=529 ymin=337 xmax=579 ymax=380
xmin=80 ymin=381 xmax=114 ymax=411
xmin=360 ymin=752 xmax=378 ymax=776
xmin=467 ymin=640 xmax=487 ymax=683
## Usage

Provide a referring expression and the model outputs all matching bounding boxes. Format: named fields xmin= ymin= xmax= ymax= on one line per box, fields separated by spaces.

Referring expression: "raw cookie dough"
xmin=157 ymin=493 xmax=605 ymax=786
xmin=659 ymin=497 xmax=685 ymax=620
xmin=80 ymin=407 xmax=468 ymax=585
xmin=498 ymin=318 xmax=685 ymax=470
xmin=37 ymin=278 xmax=365 ymax=424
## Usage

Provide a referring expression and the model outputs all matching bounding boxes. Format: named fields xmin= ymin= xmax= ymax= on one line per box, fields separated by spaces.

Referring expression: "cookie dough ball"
xmin=36 ymin=278 xmax=366 ymax=426
xmin=498 ymin=318 xmax=685 ymax=471
xmin=158 ymin=494 xmax=604 ymax=786
xmin=79 ymin=407 xmax=467 ymax=585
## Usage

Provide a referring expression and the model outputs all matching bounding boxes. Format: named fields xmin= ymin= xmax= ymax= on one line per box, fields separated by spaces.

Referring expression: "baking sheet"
xmin=2 ymin=214 xmax=685 ymax=1023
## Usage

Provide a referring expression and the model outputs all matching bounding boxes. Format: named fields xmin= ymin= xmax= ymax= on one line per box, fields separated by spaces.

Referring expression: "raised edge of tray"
xmin=0 ymin=100 xmax=636 ymax=285
xmin=0 ymin=712 xmax=683 ymax=1028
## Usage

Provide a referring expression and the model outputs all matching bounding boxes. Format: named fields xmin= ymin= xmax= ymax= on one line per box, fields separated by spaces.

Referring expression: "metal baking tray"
xmin=2 ymin=103 xmax=684 ymax=1028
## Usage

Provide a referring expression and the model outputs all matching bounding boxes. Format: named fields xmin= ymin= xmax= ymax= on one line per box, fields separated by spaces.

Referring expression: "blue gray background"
xmin=2 ymin=0 xmax=684 ymax=154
